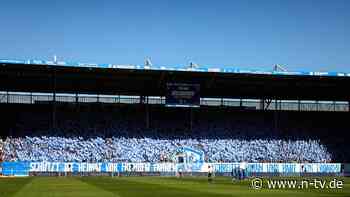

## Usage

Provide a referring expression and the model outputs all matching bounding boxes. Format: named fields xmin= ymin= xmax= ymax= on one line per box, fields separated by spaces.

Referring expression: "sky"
xmin=0 ymin=0 xmax=349 ymax=72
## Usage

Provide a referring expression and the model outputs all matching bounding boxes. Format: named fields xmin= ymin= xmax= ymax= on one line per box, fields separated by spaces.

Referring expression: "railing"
xmin=0 ymin=91 xmax=348 ymax=112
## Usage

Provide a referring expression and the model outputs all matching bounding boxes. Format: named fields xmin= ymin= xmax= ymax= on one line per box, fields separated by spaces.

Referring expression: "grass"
xmin=0 ymin=176 xmax=349 ymax=197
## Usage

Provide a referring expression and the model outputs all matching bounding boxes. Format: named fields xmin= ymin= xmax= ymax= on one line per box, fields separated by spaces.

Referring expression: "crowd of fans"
xmin=2 ymin=136 xmax=331 ymax=163
xmin=0 ymin=105 xmax=346 ymax=163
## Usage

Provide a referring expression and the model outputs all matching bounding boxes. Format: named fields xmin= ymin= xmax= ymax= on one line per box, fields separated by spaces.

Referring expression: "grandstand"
xmin=0 ymin=103 xmax=348 ymax=163
xmin=0 ymin=58 xmax=349 ymax=177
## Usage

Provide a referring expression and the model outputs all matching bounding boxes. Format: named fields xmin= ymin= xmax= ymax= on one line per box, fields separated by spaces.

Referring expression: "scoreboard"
xmin=165 ymin=83 xmax=200 ymax=107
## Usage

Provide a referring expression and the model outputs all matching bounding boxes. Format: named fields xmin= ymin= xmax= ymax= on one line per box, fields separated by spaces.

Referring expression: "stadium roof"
xmin=1 ymin=58 xmax=350 ymax=101
xmin=1 ymin=58 xmax=350 ymax=77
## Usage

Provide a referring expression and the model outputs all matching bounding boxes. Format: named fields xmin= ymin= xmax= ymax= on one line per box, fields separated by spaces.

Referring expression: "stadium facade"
xmin=0 ymin=58 xmax=349 ymax=177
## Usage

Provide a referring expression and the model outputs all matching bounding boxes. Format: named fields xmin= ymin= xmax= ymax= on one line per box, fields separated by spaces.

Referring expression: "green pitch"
xmin=0 ymin=176 xmax=349 ymax=197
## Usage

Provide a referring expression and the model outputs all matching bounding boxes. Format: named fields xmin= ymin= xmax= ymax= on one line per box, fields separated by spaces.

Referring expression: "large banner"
xmin=166 ymin=83 xmax=200 ymax=107
xmin=1 ymin=162 xmax=341 ymax=176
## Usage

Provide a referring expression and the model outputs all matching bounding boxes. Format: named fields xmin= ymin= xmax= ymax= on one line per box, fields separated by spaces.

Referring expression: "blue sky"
xmin=0 ymin=0 xmax=349 ymax=71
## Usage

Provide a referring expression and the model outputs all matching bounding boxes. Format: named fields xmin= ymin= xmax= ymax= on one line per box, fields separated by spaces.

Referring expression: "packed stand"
xmin=3 ymin=136 xmax=331 ymax=163
xmin=1 ymin=105 xmax=347 ymax=163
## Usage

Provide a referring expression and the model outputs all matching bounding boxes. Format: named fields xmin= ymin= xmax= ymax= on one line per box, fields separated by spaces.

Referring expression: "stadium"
xmin=0 ymin=58 xmax=349 ymax=196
